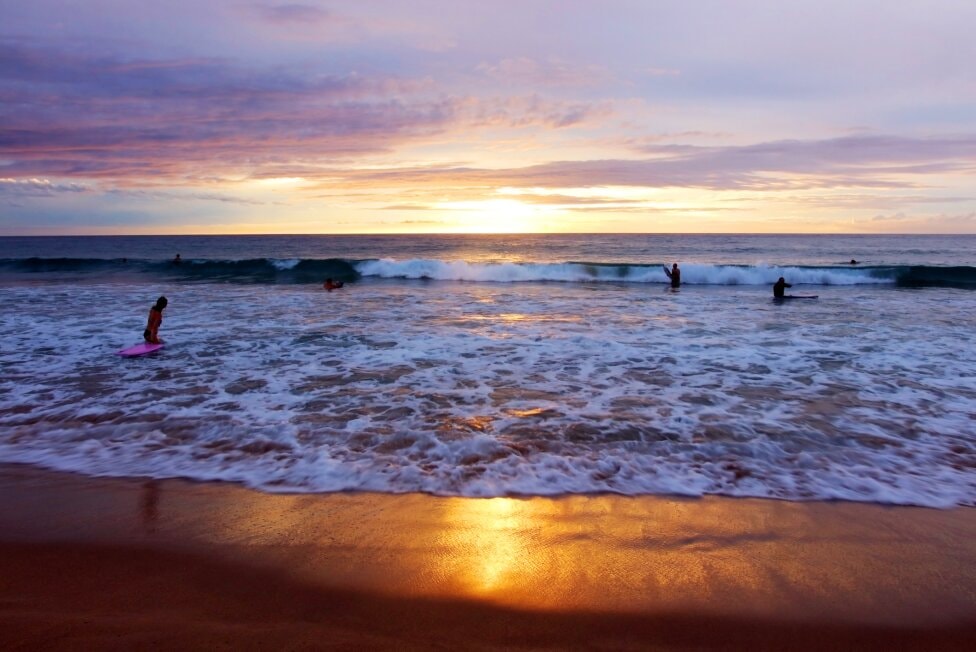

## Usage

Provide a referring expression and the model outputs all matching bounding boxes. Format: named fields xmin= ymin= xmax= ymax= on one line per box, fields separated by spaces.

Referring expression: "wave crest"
xmin=354 ymin=259 xmax=895 ymax=285
xmin=2 ymin=256 xmax=975 ymax=287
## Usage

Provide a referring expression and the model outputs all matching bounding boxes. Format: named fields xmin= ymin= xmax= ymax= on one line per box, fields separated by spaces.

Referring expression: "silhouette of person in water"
xmin=773 ymin=277 xmax=792 ymax=298
xmin=849 ymin=259 xmax=859 ymax=265
xmin=173 ymin=253 xmax=182 ymax=265
xmin=663 ymin=263 xmax=681 ymax=288
xmin=323 ymin=278 xmax=344 ymax=292
xmin=144 ymin=296 xmax=167 ymax=343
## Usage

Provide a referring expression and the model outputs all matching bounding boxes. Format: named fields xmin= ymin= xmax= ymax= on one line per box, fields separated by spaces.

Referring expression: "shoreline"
xmin=3 ymin=464 xmax=976 ymax=649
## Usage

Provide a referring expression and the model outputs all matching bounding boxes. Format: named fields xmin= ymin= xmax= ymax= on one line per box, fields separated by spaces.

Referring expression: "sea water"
xmin=0 ymin=234 xmax=974 ymax=506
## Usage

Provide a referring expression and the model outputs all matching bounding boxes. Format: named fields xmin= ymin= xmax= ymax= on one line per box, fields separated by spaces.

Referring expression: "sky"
xmin=2 ymin=0 xmax=976 ymax=235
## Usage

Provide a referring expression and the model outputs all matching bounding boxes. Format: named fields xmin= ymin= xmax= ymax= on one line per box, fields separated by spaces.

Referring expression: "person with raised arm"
xmin=663 ymin=263 xmax=681 ymax=288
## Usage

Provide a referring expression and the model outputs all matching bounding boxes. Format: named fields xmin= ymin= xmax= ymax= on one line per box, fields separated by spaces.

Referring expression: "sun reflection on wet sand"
xmin=429 ymin=495 xmax=790 ymax=612
xmin=445 ymin=498 xmax=528 ymax=595
xmin=11 ymin=468 xmax=967 ymax=625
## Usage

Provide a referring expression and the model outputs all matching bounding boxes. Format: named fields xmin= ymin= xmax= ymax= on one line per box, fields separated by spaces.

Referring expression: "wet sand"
xmin=2 ymin=464 xmax=975 ymax=650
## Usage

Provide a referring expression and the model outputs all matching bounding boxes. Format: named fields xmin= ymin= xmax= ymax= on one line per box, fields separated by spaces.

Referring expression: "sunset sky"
xmin=2 ymin=0 xmax=976 ymax=234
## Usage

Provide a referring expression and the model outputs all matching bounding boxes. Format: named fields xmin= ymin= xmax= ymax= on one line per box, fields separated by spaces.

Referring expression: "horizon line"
xmin=2 ymin=232 xmax=974 ymax=238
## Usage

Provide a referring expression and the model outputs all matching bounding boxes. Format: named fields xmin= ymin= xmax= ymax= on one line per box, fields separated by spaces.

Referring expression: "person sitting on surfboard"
xmin=773 ymin=277 xmax=792 ymax=298
xmin=663 ymin=263 xmax=681 ymax=288
xmin=144 ymin=296 xmax=167 ymax=343
xmin=323 ymin=278 xmax=344 ymax=292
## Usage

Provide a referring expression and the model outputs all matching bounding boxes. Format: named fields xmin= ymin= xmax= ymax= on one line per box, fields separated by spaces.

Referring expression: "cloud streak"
xmin=332 ymin=135 xmax=976 ymax=193
xmin=0 ymin=177 xmax=89 ymax=196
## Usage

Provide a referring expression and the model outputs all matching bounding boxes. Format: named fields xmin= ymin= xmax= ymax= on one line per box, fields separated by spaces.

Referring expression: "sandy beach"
xmin=0 ymin=464 xmax=974 ymax=650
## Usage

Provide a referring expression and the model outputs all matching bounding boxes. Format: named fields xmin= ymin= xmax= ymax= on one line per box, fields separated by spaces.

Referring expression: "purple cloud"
xmin=0 ymin=40 xmax=608 ymax=183
xmin=335 ymin=135 xmax=976 ymax=192
xmin=0 ymin=177 xmax=89 ymax=196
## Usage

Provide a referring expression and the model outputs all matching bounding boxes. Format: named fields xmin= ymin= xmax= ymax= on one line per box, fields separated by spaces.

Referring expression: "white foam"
xmin=354 ymin=259 xmax=891 ymax=285
xmin=270 ymin=258 xmax=301 ymax=270
xmin=0 ymin=280 xmax=973 ymax=507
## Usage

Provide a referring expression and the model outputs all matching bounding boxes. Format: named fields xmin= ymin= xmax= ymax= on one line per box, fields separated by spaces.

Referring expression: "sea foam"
xmin=1 ymin=279 xmax=974 ymax=507
xmin=354 ymin=259 xmax=892 ymax=285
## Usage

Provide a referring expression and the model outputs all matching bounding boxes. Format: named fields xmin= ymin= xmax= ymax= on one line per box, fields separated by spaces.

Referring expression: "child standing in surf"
xmin=144 ymin=296 xmax=167 ymax=343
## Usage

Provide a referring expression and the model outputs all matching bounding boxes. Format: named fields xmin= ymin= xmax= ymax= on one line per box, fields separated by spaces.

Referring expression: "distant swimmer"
xmin=144 ymin=296 xmax=167 ymax=344
xmin=173 ymin=253 xmax=182 ymax=265
xmin=849 ymin=259 xmax=859 ymax=265
xmin=323 ymin=278 xmax=345 ymax=292
xmin=773 ymin=277 xmax=792 ymax=298
xmin=663 ymin=263 xmax=681 ymax=288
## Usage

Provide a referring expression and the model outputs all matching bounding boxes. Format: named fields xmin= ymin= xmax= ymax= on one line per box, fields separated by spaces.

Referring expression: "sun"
xmin=433 ymin=199 xmax=552 ymax=233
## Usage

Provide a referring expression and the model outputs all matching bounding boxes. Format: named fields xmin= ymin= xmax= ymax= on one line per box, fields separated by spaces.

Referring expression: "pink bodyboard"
xmin=118 ymin=343 xmax=164 ymax=357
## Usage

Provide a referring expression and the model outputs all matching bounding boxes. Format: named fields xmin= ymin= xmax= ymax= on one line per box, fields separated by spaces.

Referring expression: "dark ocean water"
xmin=2 ymin=232 xmax=974 ymax=265
xmin=2 ymin=233 xmax=974 ymax=287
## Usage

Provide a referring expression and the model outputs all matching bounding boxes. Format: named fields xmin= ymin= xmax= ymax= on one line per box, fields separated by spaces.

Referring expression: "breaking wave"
xmin=2 ymin=256 xmax=975 ymax=288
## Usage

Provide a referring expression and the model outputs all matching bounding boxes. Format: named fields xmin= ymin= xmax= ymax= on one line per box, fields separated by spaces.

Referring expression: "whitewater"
xmin=0 ymin=234 xmax=974 ymax=507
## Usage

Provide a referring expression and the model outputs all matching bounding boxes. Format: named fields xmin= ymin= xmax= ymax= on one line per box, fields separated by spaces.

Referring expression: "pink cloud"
xmin=0 ymin=41 xmax=612 ymax=185
xmin=334 ymin=135 xmax=976 ymax=192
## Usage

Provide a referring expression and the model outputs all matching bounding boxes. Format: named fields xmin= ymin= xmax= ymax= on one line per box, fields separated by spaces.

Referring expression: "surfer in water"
xmin=663 ymin=263 xmax=681 ymax=288
xmin=773 ymin=277 xmax=792 ymax=298
xmin=323 ymin=278 xmax=344 ymax=292
xmin=173 ymin=253 xmax=182 ymax=265
xmin=144 ymin=296 xmax=167 ymax=343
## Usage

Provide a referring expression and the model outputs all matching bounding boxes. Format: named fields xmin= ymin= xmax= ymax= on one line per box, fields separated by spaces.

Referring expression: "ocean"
xmin=1 ymin=234 xmax=974 ymax=507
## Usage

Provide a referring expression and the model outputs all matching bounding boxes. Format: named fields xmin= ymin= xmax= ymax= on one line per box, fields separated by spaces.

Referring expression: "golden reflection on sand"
xmin=428 ymin=495 xmax=888 ymax=616
xmin=446 ymin=498 xmax=527 ymax=595
xmin=72 ymin=472 xmax=975 ymax=623
xmin=193 ymin=492 xmax=836 ymax=613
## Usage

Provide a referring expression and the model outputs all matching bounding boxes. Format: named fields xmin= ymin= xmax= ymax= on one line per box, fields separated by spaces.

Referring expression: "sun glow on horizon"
xmin=431 ymin=198 xmax=557 ymax=233
xmin=253 ymin=177 xmax=307 ymax=187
